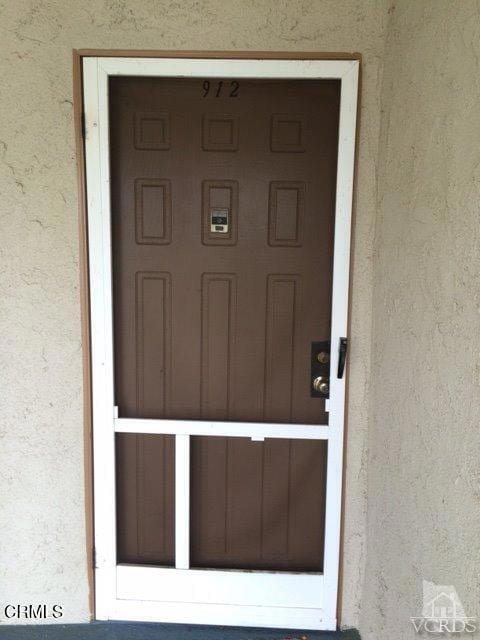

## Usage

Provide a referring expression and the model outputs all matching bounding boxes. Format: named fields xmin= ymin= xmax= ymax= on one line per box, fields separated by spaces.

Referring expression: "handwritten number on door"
xmin=202 ymin=81 xmax=240 ymax=98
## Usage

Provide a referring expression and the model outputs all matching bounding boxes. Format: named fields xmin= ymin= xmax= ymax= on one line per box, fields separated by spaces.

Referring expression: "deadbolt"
xmin=316 ymin=351 xmax=330 ymax=364
xmin=312 ymin=376 xmax=329 ymax=395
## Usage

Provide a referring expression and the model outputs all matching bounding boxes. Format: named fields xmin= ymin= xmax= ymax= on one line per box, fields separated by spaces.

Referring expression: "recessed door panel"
xmin=190 ymin=437 xmax=327 ymax=571
xmin=116 ymin=433 xmax=175 ymax=566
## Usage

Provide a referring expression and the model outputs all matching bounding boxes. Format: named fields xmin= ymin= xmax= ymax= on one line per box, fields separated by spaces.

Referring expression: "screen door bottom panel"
xmin=116 ymin=434 xmax=327 ymax=573
xmin=116 ymin=434 xmax=175 ymax=566
xmin=191 ymin=436 xmax=327 ymax=571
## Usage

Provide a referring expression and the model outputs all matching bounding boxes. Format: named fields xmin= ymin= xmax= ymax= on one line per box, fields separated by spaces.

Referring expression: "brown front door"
xmin=110 ymin=77 xmax=340 ymax=572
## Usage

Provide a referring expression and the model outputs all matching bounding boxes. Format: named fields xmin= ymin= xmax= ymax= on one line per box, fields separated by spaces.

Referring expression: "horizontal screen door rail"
xmin=114 ymin=417 xmax=329 ymax=440
xmin=97 ymin=57 xmax=354 ymax=79
xmin=117 ymin=565 xmax=324 ymax=609
xmin=107 ymin=599 xmax=330 ymax=630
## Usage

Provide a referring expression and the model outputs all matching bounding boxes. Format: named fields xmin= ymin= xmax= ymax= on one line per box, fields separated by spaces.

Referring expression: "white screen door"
xmin=83 ymin=56 xmax=358 ymax=631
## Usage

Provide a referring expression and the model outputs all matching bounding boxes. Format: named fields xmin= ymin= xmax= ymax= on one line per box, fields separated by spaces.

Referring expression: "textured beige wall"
xmin=5 ymin=0 xmax=479 ymax=636
xmin=0 ymin=0 xmax=386 ymax=629
xmin=360 ymin=1 xmax=480 ymax=639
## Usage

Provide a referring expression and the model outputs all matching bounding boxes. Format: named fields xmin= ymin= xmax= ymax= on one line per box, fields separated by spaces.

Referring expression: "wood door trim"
xmin=336 ymin=60 xmax=363 ymax=628
xmin=74 ymin=51 xmax=361 ymax=626
xmin=73 ymin=49 xmax=95 ymax=618
xmin=76 ymin=49 xmax=361 ymax=61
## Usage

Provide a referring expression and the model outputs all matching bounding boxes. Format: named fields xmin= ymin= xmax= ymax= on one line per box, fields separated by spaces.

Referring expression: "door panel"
xmin=110 ymin=77 xmax=340 ymax=425
xmin=190 ymin=437 xmax=327 ymax=571
xmin=116 ymin=434 xmax=175 ymax=565
xmin=109 ymin=77 xmax=340 ymax=572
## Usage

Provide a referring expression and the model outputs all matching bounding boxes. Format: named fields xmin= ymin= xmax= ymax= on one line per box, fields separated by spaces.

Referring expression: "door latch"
xmin=311 ymin=341 xmax=330 ymax=398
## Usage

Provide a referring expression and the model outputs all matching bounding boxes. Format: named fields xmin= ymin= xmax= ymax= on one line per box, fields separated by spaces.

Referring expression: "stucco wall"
xmin=0 ymin=0 xmax=387 ymax=626
xmin=6 ymin=1 xmax=480 ymax=637
xmin=361 ymin=1 xmax=480 ymax=639
xmin=4 ymin=0 xmax=479 ymax=636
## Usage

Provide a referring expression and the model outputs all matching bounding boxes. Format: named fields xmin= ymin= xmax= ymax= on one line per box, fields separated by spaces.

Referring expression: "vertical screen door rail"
xmin=83 ymin=55 xmax=359 ymax=631
xmin=175 ymin=434 xmax=190 ymax=569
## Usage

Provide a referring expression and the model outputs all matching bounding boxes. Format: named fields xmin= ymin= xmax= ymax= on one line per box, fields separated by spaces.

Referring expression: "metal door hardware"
xmin=210 ymin=207 xmax=229 ymax=233
xmin=337 ymin=337 xmax=348 ymax=379
xmin=316 ymin=351 xmax=330 ymax=364
xmin=311 ymin=340 xmax=330 ymax=398
xmin=312 ymin=376 xmax=329 ymax=395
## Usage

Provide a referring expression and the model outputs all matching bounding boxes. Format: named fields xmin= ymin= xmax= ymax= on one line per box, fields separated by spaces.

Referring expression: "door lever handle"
xmin=337 ymin=337 xmax=348 ymax=379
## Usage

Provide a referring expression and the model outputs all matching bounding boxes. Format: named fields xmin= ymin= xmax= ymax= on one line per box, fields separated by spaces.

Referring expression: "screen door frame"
xmin=83 ymin=55 xmax=359 ymax=631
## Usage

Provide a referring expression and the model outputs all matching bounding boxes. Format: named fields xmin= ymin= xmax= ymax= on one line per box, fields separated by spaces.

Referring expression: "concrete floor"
xmin=0 ymin=622 xmax=360 ymax=639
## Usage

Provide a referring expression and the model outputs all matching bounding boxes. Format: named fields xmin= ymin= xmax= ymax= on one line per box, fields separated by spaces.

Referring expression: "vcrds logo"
xmin=411 ymin=581 xmax=477 ymax=634
xmin=3 ymin=604 xmax=63 ymax=620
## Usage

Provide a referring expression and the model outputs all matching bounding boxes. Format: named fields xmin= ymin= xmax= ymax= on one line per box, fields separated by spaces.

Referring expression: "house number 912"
xmin=202 ymin=80 xmax=239 ymax=98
